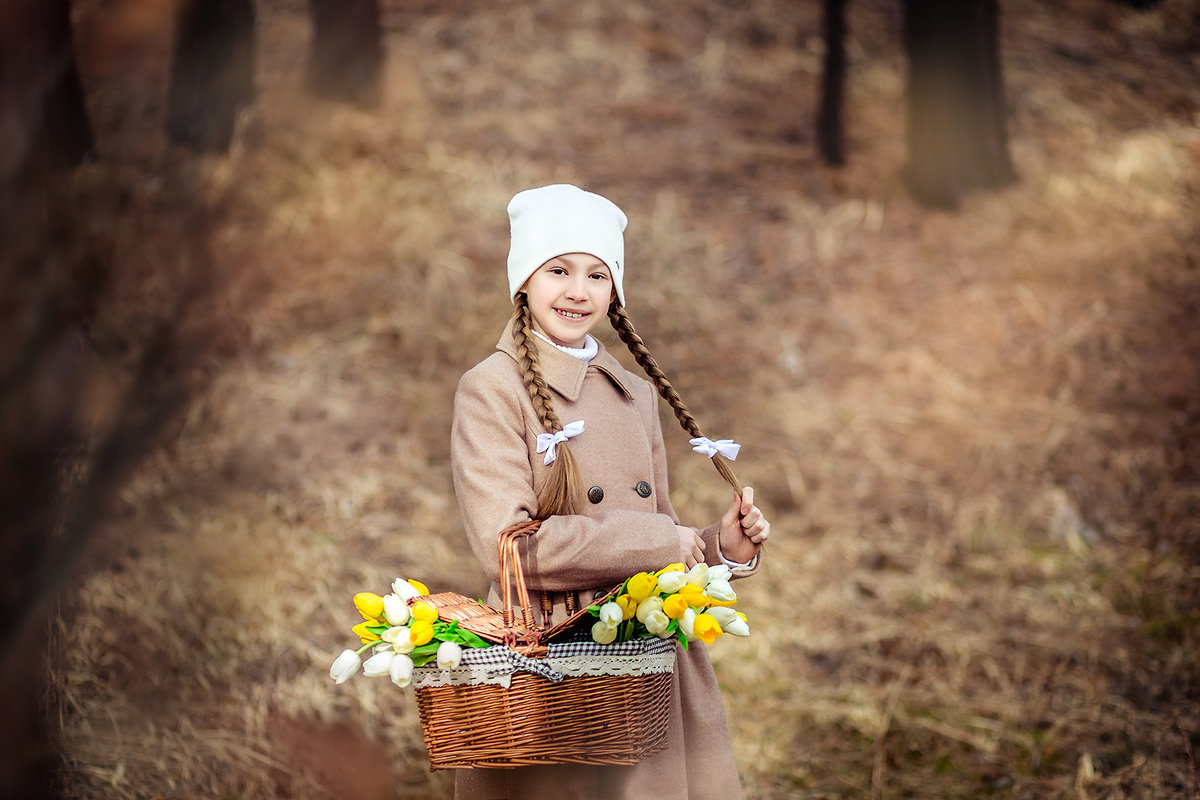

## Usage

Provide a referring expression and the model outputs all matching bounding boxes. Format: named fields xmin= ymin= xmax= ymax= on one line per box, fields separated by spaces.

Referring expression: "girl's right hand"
xmin=677 ymin=525 xmax=706 ymax=568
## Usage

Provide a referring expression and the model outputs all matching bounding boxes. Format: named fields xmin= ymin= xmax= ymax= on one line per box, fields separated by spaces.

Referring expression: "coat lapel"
xmin=495 ymin=331 xmax=634 ymax=403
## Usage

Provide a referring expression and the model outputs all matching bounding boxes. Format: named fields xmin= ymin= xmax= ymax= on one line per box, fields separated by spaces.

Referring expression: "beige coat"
xmin=449 ymin=329 xmax=761 ymax=800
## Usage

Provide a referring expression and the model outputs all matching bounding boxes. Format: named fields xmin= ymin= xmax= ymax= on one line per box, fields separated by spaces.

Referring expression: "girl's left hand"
xmin=719 ymin=486 xmax=770 ymax=564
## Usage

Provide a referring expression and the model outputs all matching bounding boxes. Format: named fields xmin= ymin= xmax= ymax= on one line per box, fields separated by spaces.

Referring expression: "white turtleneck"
xmin=533 ymin=330 xmax=598 ymax=362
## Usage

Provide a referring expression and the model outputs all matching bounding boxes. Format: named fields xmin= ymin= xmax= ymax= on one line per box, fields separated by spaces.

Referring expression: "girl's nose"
xmin=564 ymin=276 xmax=588 ymax=300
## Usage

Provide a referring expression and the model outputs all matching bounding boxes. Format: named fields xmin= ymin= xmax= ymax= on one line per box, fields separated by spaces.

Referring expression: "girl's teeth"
xmin=558 ymin=310 xmax=583 ymax=319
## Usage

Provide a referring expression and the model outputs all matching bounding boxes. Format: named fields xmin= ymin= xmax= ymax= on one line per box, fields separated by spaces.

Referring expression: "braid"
xmin=512 ymin=294 xmax=581 ymax=518
xmin=608 ymin=302 xmax=742 ymax=495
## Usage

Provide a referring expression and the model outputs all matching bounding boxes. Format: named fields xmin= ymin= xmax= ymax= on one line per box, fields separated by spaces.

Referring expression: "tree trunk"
xmin=903 ymin=0 xmax=1017 ymax=208
xmin=817 ymin=0 xmax=849 ymax=166
xmin=166 ymin=0 xmax=255 ymax=153
xmin=306 ymin=0 xmax=384 ymax=107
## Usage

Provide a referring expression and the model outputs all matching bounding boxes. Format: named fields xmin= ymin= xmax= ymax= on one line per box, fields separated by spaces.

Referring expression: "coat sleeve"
xmin=451 ymin=362 xmax=682 ymax=592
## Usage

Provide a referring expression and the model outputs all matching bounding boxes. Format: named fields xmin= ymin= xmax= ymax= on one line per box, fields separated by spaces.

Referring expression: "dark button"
xmin=587 ymin=486 xmax=605 ymax=504
xmin=635 ymin=481 xmax=652 ymax=498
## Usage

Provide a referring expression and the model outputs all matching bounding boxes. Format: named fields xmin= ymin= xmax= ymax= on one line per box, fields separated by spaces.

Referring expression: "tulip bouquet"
xmin=329 ymin=577 xmax=491 ymax=687
xmin=588 ymin=562 xmax=750 ymax=648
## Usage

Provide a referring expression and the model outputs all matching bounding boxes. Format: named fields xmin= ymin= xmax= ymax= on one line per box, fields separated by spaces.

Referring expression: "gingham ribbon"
xmin=689 ymin=436 xmax=741 ymax=460
xmin=537 ymin=420 xmax=585 ymax=465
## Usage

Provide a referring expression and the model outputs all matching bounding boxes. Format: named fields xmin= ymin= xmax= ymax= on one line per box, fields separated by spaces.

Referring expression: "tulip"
xmin=382 ymin=594 xmax=410 ymax=626
xmin=411 ymin=601 xmax=439 ymax=623
xmin=679 ymin=584 xmax=709 ymax=607
xmin=685 ymin=562 xmax=709 ymax=587
xmin=381 ymin=626 xmax=416 ymax=654
xmin=643 ymin=610 xmax=671 ymax=637
xmin=655 ymin=563 xmax=685 ymax=576
xmin=625 ymin=572 xmax=658 ymax=603
xmin=705 ymin=579 xmax=737 ymax=603
xmin=693 ymin=613 xmax=724 ymax=645
xmin=657 ymin=571 xmax=688 ymax=594
xmin=598 ymin=601 xmax=623 ymax=627
xmin=705 ymin=565 xmax=733 ymax=585
xmin=389 ymin=653 xmax=415 ymax=687
xmin=706 ymin=607 xmax=739 ymax=627
xmin=362 ymin=650 xmax=395 ymax=677
xmin=354 ymin=592 xmax=385 ymax=621
xmin=352 ymin=620 xmax=380 ymax=644
xmin=409 ymin=619 xmax=435 ymax=647
xmin=636 ymin=596 xmax=664 ymax=623
xmin=722 ymin=616 xmax=751 ymax=637
xmin=616 ymin=595 xmax=638 ymax=621
xmin=409 ymin=579 xmax=430 ymax=596
xmin=437 ymin=640 xmax=464 ymax=670
xmin=662 ymin=594 xmax=689 ymax=620
xmin=329 ymin=649 xmax=361 ymax=684
xmin=591 ymin=620 xmax=619 ymax=644
xmin=391 ymin=578 xmax=421 ymax=602
xmin=679 ymin=607 xmax=698 ymax=640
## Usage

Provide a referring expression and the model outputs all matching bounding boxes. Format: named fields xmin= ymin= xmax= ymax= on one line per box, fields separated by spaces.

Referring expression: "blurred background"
xmin=2 ymin=0 xmax=1198 ymax=797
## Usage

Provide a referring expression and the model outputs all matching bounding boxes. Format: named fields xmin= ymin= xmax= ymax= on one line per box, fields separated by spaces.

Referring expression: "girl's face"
xmin=521 ymin=253 xmax=615 ymax=348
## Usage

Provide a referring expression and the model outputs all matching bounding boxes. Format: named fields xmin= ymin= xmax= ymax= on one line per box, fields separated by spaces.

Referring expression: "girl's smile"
xmin=521 ymin=253 xmax=615 ymax=348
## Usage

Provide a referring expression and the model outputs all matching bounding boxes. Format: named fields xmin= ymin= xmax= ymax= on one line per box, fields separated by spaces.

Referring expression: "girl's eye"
xmin=590 ymin=273 xmax=610 ymax=281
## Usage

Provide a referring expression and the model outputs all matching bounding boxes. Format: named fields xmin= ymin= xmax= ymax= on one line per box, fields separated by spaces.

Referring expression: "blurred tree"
xmin=817 ymin=0 xmax=848 ymax=166
xmin=903 ymin=0 xmax=1017 ymax=208
xmin=306 ymin=0 xmax=385 ymax=107
xmin=166 ymin=0 xmax=256 ymax=152
xmin=0 ymin=0 xmax=93 ymax=188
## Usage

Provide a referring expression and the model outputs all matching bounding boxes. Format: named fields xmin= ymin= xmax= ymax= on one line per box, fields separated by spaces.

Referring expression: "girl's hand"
xmin=677 ymin=525 xmax=706 ymax=569
xmin=719 ymin=486 xmax=770 ymax=564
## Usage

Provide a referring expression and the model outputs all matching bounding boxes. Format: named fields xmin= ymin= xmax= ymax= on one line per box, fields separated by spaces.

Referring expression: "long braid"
xmin=512 ymin=294 xmax=581 ymax=518
xmin=608 ymin=302 xmax=742 ymax=496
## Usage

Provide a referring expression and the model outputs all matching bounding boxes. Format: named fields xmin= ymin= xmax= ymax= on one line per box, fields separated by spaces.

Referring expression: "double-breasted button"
xmin=635 ymin=480 xmax=652 ymax=498
xmin=587 ymin=486 xmax=605 ymax=504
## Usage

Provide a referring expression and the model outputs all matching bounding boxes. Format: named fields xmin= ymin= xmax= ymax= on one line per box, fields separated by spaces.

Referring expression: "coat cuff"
xmin=699 ymin=523 xmax=761 ymax=579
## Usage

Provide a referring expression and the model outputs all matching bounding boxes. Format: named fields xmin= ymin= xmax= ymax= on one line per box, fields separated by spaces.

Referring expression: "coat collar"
xmin=495 ymin=328 xmax=635 ymax=403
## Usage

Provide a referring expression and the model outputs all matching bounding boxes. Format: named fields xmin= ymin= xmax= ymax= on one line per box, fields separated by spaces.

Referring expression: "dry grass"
xmin=45 ymin=0 xmax=1200 ymax=797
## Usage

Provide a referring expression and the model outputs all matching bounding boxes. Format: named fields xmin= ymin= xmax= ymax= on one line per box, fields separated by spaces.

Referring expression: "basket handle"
xmin=497 ymin=519 xmax=543 ymax=646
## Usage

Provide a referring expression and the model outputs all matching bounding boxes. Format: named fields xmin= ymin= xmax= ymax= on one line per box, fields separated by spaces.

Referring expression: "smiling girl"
xmin=450 ymin=183 xmax=770 ymax=800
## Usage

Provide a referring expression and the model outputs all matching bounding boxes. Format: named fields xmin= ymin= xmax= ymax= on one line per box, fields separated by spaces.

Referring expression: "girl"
xmin=450 ymin=183 xmax=770 ymax=800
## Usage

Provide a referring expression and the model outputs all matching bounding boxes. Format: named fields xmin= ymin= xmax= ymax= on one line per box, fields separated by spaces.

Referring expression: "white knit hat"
xmin=506 ymin=184 xmax=628 ymax=306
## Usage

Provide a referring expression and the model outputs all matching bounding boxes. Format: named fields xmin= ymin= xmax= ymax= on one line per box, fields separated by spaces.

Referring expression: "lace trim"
xmin=412 ymin=639 xmax=677 ymax=689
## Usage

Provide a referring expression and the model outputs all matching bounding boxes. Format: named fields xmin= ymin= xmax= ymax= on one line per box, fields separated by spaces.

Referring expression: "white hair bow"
xmin=537 ymin=420 xmax=585 ymax=465
xmin=689 ymin=437 xmax=741 ymax=460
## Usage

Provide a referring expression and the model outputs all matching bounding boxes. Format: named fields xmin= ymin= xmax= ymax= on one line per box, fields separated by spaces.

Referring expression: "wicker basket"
xmin=411 ymin=520 xmax=677 ymax=770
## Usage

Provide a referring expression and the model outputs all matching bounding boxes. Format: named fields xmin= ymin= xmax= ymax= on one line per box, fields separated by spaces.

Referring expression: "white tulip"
xmin=391 ymin=578 xmax=421 ymax=602
xmin=329 ymin=649 xmax=361 ymax=684
xmin=679 ymin=607 xmax=698 ymax=641
xmin=591 ymin=620 xmax=619 ymax=644
xmin=437 ymin=640 xmax=463 ymax=670
xmin=705 ymin=579 xmax=737 ymax=603
xmin=705 ymin=565 xmax=732 ymax=585
xmin=389 ymin=653 xmax=415 ymax=687
xmin=382 ymin=594 xmax=410 ymax=626
xmin=723 ymin=617 xmax=750 ymax=637
xmin=657 ymin=571 xmax=688 ymax=593
xmin=685 ymin=563 xmax=709 ymax=587
xmin=636 ymin=596 xmax=664 ymax=623
xmin=643 ymin=609 xmax=671 ymax=637
xmin=362 ymin=650 xmax=395 ymax=677
xmin=706 ymin=607 xmax=740 ymax=627
xmin=598 ymin=601 xmax=623 ymax=627
xmin=381 ymin=626 xmax=415 ymax=654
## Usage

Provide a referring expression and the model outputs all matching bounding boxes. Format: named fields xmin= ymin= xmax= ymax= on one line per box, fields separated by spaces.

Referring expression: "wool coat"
xmin=449 ymin=328 xmax=761 ymax=800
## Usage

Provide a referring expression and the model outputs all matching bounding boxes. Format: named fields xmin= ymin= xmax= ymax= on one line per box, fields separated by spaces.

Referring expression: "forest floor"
xmin=47 ymin=0 xmax=1200 ymax=798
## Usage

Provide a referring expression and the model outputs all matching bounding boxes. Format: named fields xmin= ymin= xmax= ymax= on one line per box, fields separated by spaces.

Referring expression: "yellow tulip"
xmin=655 ymin=563 xmax=685 ymax=576
xmin=679 ymin=584 xmax=708 ymax=608
xmin=616 ymin=594 xmax=639 ymax=620
xmin=662 ymin=593 xmax=689 ymax=620
xmin=408 ymin=579 xmax=430 ymax=596
xmin=693 ymin=613 xmax=724 ymax=645
xmin=354 ymin=592 xmax=384 ymax=621
xmin=409 ymin=619 xmax=435 ymax=646
xmin=352 ymin=620 xmax=380 ymax=644
xmin=411 ymin=601 xmax=439 ymax=623
xmin=625 ymin=572 xmax=658 ymax=603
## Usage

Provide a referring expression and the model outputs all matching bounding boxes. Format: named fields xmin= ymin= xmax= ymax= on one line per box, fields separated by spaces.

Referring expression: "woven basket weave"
xmin=412 ymin=520 xmax=676 ymax=770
